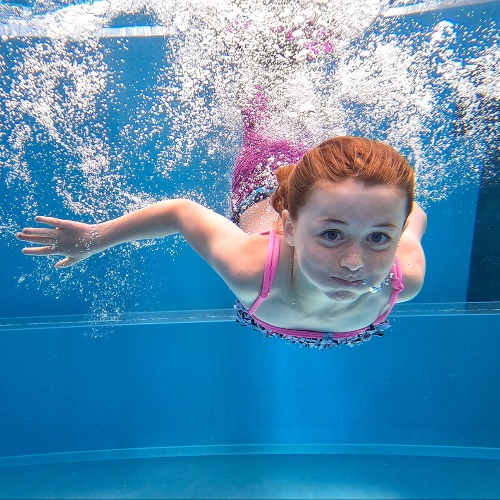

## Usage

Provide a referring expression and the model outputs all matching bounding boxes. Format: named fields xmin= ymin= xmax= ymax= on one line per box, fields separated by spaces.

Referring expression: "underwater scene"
xmin=0 ymin=0 xmax=499 ymax=498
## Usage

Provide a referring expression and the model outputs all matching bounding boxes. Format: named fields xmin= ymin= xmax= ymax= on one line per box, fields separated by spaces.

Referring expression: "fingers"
xmin=21 ymin=249 xmax=78 ymax=268
xmin=21 ymin=245 xmax=59 ymax=256
xmin=16 ymin=216 xmax=81 ymax=269
xmin=16 ymin=215 xmax=61 ymax=241
xmin=17 ymin=216 xmax=64 ymax=236
xmin=34 ymin=216 xmax=63 ymax=227
xmin=16 ymin=229 xmax=59 ymax=250
xmin=17 ymin=231 xmax=57 ymax=243
xmin=55 ymin=257 xmax=76 ymax=269
xmin=18 ymin=227 xmax=57 ymax=236
xmin=17 ymin=225 xmax=60 ymax=256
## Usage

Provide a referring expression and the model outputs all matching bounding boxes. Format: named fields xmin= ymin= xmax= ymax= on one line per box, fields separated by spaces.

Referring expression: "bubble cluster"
xmin=1 ymin=0 xmax=498 ymax=318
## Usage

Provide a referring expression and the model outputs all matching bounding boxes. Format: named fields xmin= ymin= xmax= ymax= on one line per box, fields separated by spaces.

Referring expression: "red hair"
xmin=271 ymin=136 xmax=414 ymax=220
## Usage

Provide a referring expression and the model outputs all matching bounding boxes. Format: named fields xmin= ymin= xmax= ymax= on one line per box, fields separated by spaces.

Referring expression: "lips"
xmin=332 ymin=277 xmax=366 ymax=287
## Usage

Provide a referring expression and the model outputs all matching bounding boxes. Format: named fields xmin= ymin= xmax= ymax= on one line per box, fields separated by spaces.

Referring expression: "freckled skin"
xmin=282 ymin=178 xmax=408 ymax=304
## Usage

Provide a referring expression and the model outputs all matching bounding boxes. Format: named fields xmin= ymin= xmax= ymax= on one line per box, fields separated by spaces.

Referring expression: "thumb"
xmin=55 ymin=256 xmax=77 ymax=269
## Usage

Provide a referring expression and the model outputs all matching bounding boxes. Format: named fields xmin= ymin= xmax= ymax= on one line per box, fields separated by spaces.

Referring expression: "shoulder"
xmin=218 ymin=232 xmax=271 ymax=297
xmin=175 ymin=200 xmax=270 ymax=297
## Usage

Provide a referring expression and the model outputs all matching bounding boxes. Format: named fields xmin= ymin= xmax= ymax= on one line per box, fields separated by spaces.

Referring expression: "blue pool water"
xmin=1 ymin=310 xmax=500 ymax=498
xmin=1 ymin=0 xmax=499 ymax=498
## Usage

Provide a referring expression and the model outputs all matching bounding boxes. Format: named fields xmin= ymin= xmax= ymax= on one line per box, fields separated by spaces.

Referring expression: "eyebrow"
xmin=318 ymin=218 xmax=398 ymax=230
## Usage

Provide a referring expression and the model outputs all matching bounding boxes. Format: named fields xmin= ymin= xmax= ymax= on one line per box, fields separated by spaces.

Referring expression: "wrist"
xmin=80 ymin=222 xmax=110 ymax=254
xmin=91 ymin=221 xmax=116 ymax=252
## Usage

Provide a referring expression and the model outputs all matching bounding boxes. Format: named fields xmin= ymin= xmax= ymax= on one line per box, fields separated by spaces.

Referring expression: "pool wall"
xmin=1 ymin=308 xmax=499 ymax=463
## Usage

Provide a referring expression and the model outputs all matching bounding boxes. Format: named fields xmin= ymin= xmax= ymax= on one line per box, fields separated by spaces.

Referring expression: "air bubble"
xmin=1 ymin=0 xmax=497 ymax=318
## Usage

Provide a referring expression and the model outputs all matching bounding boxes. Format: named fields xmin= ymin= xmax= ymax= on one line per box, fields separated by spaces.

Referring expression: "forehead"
xmin=300 ymin=178 xmax=407 ymax=225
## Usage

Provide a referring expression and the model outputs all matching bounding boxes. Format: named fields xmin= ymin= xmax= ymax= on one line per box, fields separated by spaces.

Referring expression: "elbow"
xmin=399 ymin=259 xmax=426 ymax=302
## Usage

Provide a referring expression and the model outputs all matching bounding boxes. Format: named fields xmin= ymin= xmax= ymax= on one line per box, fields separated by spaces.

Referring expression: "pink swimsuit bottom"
xmin=231 ymin=90 xmax=307 ymax=224
xmin=235 ymin=231 xmax=404 ymax=350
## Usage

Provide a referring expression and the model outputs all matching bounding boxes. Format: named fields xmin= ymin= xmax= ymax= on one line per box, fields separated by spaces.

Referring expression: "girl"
xmin=16 ymin=96 xmax=426 ymax=350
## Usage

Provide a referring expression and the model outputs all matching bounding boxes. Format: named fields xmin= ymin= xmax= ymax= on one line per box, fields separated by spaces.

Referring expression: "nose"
xmin=339 ymin=245 xmax=364 ymax=272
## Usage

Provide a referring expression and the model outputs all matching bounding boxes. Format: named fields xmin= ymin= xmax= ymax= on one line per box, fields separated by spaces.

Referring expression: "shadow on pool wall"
xmin=467 ymin=95 xmax=500 ymax=301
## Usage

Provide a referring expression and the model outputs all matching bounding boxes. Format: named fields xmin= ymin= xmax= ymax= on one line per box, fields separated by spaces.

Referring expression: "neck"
xmin=288 ymin=248 xmax=353 ymax=312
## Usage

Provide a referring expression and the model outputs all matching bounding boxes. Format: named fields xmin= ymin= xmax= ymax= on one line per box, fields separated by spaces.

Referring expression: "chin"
xmin=324 ymin=289 xmax=361 ymax=303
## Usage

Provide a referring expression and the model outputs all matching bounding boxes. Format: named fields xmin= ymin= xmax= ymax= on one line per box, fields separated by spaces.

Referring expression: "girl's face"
xmin=283 ymin=178 xmax=408 ymax=303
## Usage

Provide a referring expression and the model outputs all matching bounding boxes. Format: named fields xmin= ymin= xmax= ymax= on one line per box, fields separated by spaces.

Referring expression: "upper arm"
xmin=174 ymin=200 xmax=265 ymax=293
xmin=396 ymin=202 xmax=427 ymax=302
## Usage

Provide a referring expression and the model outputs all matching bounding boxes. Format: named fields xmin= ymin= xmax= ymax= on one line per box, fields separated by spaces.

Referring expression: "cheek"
xmin=296 ymin=243 xmax=332 ymax=274
xmin=371 ymin=253 xmax=391 ymax=268
xmin=368 ymin=251 xmax=398 ymax=278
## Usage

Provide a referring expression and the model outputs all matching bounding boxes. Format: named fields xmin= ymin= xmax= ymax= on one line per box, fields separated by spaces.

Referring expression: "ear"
xmin=282 ymin=210 xmax=296 ymax=246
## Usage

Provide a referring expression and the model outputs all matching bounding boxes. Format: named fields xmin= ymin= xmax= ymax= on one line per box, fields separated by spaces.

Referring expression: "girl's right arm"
xmin=16 ymin=200 xmax=266 ymax=292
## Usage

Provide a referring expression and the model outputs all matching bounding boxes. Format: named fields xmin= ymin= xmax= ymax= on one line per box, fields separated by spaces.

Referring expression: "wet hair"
xmin=271 ymin=136 xmax=414 ymax=221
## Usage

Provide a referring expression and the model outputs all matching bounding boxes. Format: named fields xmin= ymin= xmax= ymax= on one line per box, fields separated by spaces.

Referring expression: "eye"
xmin=322 ymin=230 xmax=342 ymax=241
xmin=369 ymin=233 xmax=390 ymax=244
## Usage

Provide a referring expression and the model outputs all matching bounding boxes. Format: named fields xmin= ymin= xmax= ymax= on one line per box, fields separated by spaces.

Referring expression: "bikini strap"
xmin=373 ymin=257 xmax=405 ymax=325
xmin=247 ymin=230 xmax=280 ymax=315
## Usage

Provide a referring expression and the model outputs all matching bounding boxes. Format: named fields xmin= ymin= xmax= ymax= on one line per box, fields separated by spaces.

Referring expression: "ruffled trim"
xmin=234 ymin=301 xmax=390 ymax=350
xmin=231 ymin=184 xmax=277 ymax=225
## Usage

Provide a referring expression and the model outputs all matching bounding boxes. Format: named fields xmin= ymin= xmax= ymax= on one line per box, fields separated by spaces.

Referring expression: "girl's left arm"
xmin=396 ymin=202 xmax=427 ymax=301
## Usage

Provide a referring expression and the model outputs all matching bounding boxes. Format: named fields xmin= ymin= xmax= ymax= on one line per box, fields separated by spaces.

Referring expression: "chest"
xmin=233 ymin=233 xmax=395 ymax=333
xmin=249 ymin=282 xmax=394 ymax=333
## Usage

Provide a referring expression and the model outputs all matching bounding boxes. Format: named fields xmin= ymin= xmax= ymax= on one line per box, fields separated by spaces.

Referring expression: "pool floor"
xmin=1 ymin=453 xmax=499 ymax=499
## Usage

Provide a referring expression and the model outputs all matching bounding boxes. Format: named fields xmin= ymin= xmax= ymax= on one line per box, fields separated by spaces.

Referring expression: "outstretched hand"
xmin=16 ymin=216 xmax=97 ymax=269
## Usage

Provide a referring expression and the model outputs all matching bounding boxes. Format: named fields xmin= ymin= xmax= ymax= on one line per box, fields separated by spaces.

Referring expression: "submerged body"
xmin=16 ymin=93 xmax=427 ymax=348
xmin=16 ymin=165 xmax=426 ymax=349
xmin=234 ymin=229 xmax=405 ymax=348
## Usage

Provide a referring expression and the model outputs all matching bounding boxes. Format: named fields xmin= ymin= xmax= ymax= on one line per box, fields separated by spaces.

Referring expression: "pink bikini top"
xmin=239 ymin=230 xmax=404 ymax=341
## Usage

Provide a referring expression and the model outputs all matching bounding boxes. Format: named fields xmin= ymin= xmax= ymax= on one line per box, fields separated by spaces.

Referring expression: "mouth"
xmin=332 ymin=277 xmax=367 ymax=287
